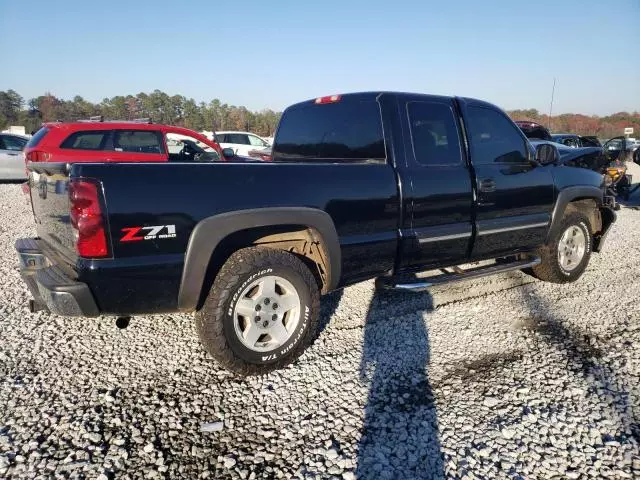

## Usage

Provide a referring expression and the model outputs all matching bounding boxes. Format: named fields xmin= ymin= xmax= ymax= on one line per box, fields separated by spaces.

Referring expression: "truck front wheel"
xmin=195 ymin=246 xmax=320 ymax=375
xmin=530 ymin=210 xmax=592 ymax=283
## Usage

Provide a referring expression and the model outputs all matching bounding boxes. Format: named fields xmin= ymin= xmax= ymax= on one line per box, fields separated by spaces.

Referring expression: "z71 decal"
xmin=120 ymin=225 xmax=176 ymax=242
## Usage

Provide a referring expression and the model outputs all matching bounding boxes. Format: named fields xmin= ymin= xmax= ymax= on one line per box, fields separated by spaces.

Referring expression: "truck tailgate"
xmin=28 ymin=163 xmax=77 ymax=262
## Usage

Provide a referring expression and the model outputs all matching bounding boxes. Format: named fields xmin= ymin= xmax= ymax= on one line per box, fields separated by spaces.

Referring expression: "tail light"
xmin=26 ymin=151 xmax=51 ymax=162
xmin=69 ymin=180 xmax=109 ymax=258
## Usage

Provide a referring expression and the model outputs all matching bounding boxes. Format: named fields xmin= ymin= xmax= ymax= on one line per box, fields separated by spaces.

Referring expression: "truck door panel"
xmin=460 ymin=101 xmax=554 ymax=258
xmin=395 ymin=97 xmax=474 ymax=271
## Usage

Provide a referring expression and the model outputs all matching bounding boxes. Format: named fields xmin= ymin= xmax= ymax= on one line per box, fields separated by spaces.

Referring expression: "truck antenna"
xmin=548 ymin=77 xmax=556 ymax=132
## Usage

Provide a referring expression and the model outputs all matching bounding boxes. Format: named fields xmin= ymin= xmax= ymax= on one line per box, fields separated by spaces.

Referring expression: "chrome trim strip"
xmin=418 ymin=232 xmax=472 ymax=243
xmin=479 ymin=221 xmax=549 ymax=236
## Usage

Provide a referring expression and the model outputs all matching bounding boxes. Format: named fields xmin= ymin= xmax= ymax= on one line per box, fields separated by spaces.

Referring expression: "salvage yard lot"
xmin=0 ymin=183 xmax=639 ymax=479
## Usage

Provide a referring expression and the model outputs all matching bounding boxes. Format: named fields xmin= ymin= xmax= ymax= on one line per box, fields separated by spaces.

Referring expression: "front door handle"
xmin=478 ymin=178 xmax=496 ymax=193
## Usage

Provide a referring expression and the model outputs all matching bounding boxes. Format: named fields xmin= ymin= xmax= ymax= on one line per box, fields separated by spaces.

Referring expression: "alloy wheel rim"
xmin=232 ymin=275 xmax=301 ymax=352
xmin=558 ymin=225 xmax=586 ymax=272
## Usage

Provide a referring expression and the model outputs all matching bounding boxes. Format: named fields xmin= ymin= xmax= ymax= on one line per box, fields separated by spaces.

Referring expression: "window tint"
xmin=26 ymin=127 xmax=49 ymax=148
xmin=466 ymin=107 xmax=528 ymax=164
xmin=1 ymin=135 xmax=27 ymax=151
xmin=225 ymin=134 xmax=250 ymax=145
xmin=274 ymin=100 xmax=385 ymax=161
xmin=215 ymin=134 xmax=227 ymax=143
xmin=113 ymin=130 xmax=163 ymax=154
xmin=249 ymin=135 xmax=267 ymax=147
xmin=60 ymin=130 xmax=110 ymax=150
xmin=408 ymin=102 xmax=461 ymax=165
xmin=562 ymin=137 xmax=579 ymax=148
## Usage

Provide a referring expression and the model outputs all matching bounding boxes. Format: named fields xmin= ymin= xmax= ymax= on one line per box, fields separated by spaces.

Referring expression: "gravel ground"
xmin=1 ymin=182 xmax=639 ymax=479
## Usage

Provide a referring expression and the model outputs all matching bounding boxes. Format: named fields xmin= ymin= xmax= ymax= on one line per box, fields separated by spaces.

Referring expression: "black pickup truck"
xmin=17 ymin=92 xmax=616 ymax=375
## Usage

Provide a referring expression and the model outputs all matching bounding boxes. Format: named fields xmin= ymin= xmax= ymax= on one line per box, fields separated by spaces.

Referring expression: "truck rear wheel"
xmin=530 ymin=210 xmax=592 ymax=283
xmin=195 ymin=246 xmax=320 ymax=375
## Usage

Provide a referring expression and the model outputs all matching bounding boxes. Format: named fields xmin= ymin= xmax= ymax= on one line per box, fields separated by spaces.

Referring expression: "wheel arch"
xmin=178 ymin=208 xmax=341 ymax=312
xmin=547 ymin=186 xmax=603 ymax=243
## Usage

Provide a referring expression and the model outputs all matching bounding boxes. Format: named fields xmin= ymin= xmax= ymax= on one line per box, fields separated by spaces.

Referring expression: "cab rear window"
xmin=273 ymin=100 xmax=385 ymax=162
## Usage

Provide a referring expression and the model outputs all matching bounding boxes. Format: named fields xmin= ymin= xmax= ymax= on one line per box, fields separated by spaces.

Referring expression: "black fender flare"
xmin=177 ymin=207 xmax=341 ymax=312
xmin=547 ymin=185 xmax=603 ymax=242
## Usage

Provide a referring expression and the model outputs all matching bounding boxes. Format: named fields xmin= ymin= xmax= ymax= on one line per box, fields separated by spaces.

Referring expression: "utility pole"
xmin=548 ymin=77 xmax=556 ymax=131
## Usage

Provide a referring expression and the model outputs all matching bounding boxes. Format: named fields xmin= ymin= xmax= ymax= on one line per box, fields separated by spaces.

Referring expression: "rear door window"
xmin=60 ymin=130 xmax=111 ymax=150
xmin=465 ymin=107 xmax=529 ymax=164
xmin=407 ymin=101 xmax=462 ymax=166
xmin=274 ymin=99 xmax=385 ymax=162
xmin=226 ymin=134 xmax=250 ymax=145
xmin=113 ymin=130 xmax=163 ymax=154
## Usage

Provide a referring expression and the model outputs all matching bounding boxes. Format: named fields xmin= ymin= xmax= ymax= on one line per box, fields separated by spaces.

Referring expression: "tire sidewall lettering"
xmin=227 ymin=268 xmax=273 ymax=317
xmin=277 ymin=305 xmax=310 ymax=358
xmin=224 ymin=266 xmax=312 ymax=365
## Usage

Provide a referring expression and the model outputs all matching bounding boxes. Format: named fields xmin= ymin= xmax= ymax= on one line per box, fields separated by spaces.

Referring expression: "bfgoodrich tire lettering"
xmin=530 ymin=210 xmax=592 ymax=283
xmin=195 ymin=246 xmax=320 ymax=375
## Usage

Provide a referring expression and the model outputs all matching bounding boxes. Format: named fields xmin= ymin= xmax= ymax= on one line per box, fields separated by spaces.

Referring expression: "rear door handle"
xmin=478 ymin=178 xmax=496 ymax=193
xmin=7 ymin=152 xmax=19 ymax=156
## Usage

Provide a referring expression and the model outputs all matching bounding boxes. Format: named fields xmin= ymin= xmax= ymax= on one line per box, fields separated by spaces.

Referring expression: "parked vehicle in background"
xmin=603 ymin=138 xmax=636 ymax=161
xmin=0 ymin=133 xmax=29 ymax=180
xmin=215 ymin=131 xmax=271 ymax=157
xmin=623 ymin=138 xmax=639 ymax=152
xmin=515 ymin=121 xmax=553 ymax=141
xmin=24 ymin=119 xmax=226 ymax=163
xmin=17 ymin=92 xmax=617 ymax=375
xmin=551 ymin=133 xmax=602 ymax=148
xmin=515 ymin=122 xmax=601 ymax=148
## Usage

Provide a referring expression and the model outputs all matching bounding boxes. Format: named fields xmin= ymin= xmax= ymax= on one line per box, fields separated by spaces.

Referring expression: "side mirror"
xmin=222 ymin=148 xmax=235 ymax=158
xmin=535 ymin=143 xmax=559 ymax=166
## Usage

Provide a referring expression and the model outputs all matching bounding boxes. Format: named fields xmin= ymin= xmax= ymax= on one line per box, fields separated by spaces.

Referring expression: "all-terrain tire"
xmin=195 ymin=246 xmax=320 ymax=376
xmin=530 ymin=210 xmax=592 ymax=283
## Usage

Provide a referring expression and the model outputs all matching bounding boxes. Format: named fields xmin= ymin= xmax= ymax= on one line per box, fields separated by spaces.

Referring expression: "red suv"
xmin=25 ymin=119 xmax=227 ymax=163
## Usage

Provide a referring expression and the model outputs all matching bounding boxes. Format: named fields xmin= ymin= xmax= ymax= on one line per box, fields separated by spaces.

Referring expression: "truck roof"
xmin=285 ymin=91 xmax=494 ymax=110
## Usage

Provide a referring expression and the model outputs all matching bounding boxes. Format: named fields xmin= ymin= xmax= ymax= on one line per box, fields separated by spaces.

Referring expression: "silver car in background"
xmin=0 ymin=133 xmax=28 ymax=180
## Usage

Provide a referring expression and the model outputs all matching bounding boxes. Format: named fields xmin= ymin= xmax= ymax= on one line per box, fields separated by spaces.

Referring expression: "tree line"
xmin=0 ymin=89 xmax=281 ymax=137
xmin=1 ymin=89 xmax=638 ymax=139
xmin=506 ymin=108 xmax=640 ymax=140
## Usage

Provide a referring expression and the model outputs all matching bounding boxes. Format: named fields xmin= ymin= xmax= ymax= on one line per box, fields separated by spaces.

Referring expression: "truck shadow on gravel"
xmin=518 ymin=285 xmax=639 ymax=443
xmin=356 ymin=286 xmax=444 ymax=480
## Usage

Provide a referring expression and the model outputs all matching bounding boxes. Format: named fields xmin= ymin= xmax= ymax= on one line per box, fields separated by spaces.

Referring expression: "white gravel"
xmin=0 ymin=182 xmax=639 ymax=479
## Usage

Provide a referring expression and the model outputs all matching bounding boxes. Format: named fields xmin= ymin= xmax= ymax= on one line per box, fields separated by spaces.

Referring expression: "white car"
xmin=0 ymin=133 xmax=28 ymax=180
xmin=214 ymin=131 xmax=271 ymax=157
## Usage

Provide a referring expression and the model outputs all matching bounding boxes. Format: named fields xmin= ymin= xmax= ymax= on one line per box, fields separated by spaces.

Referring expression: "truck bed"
xmin=28 ymin=161 xmax=400 ymax=313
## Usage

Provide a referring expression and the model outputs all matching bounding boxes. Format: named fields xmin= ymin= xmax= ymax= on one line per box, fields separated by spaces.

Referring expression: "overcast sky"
xmin=1 ymin=0 xmax=639 ymax=115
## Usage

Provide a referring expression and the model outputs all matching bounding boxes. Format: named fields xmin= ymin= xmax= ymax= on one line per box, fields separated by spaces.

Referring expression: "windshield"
xmin=190 ymin=139 xmax=216 ymax=152
xmin=166 ymin=133 xmax=217 ymax=152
